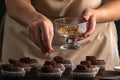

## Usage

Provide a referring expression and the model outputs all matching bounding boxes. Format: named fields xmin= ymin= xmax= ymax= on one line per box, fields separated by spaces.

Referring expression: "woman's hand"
xmin=5 ymin=0 xmax=54 ymax=56
xmin=76 ymin=8 xmax=96 ymax=40
xmin=28 ymin=16 xmax=54 ymax=56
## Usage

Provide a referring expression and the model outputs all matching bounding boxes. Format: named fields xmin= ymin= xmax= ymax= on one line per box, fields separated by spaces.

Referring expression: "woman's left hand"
xmin=76 ymin=8 xmax=96 ymax=40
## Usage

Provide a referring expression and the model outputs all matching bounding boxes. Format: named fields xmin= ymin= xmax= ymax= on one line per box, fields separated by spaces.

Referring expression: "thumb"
xmin=84 ymin=14 xmax=96 ymax=37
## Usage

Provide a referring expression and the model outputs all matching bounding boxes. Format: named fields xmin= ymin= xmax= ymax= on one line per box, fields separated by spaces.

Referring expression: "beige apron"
xmin=2 ymin=0 xmax=120 ymax=70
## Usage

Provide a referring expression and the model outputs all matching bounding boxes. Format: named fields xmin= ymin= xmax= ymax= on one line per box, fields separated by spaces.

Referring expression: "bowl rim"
xmin=54 ymin=17 xmax=87 ymax=25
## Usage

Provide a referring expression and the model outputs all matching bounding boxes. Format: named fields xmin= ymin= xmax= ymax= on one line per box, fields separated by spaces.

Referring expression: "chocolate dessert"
xmin=39 ymin=65 xmax=62 ymax=80
xmin=81 ymin=60 xmax=92 ymax=66
xmin=91 ymin=59 xmax=106 ymax=76
xmin=73 ymin=64 xmax=97 ymax=80
xmin=86 ymin=56 xmax=97 ymax=61
xmin=63 ymin=60 xmax=72 ymax=75
xmin=91 ymin=60 xmax=106 ymax=65
xmin=1 ymin=64 xmax=14 ymax=71
xmin=43 ymin=60 xmax=65 ymax=73
xmin=74 ymin=64 xmax=95 ymax=73
xmin=41 ymin=65 xmax=60 ymax=73
xmin=19 ymin=57 xmax=38 ymax=67
xmin=19 ymin=57 xmax=38 ymax=64
xmin=9 ymin=59 xmax=31 ymax=72
xmin=1 ymin=64 xmax=26 ymax=77
xmin=11 ymin=61 xmax=29 ymax=68
xmin=85 ymin=56 xmax=106 ymax=76
xmin=53 ymin=56 xmax=64 ymax=63
xmin=8 ymin=59 xmax=18 ymax=64
xmin=53 ymin=56 xmax=73 ymax=75
xmin=43 ymin=60 xmax=56 ymax=67
xmin=72 ymin=59 xmax=99 ymax=80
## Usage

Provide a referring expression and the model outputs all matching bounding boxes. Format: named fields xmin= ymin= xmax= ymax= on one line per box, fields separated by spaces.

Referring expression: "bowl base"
xmin=60 ymin=44 xmax=82 ymax=50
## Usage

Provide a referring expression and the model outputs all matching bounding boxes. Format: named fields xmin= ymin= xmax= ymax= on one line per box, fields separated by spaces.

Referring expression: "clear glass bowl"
xmin=54 ymin=17 xmax=87 ymax=50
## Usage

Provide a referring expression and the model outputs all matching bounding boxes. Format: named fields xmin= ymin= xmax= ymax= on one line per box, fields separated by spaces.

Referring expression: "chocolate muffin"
xmin=38 ymin=65 xmax=62 ymax=80
xmin=19 ymin=57 xmax=38 ymax=64
xmin=19 ymin=57 xmax=38 ymax=67
xmin=43 ymin=60 xmax=65 ymax=73
xmin=63 ymin=60 xmax=72 ymax=75
xmin=85 ymin=56 xmax=106 ymax=76
xmin=1 ymin=64 xmax=14 ymax=71
xmin=81 ymin=60 xmax=92 ymax=66
xmin=29 ymin=59 xmax=38 ymax=63
xmin=53 ymin=56 xmax=64 ymax=63
xmin=1 ymin=64 xmax=26 ymax=77
xmin=56 ymin=63 xmax=65 ymax=73
xmin=91 ymin=59 xmax=106 ymax=76
xmin=53 ymin=56 xmax=73 ymax=75
xmin=10 ymin=61 xmax=31 ymax=72
xmin=91 ymin=60 xmax=106 ymax=65
xmin=86 ymin=56 xmax=97 ymax=62
xmin=8 ymin=58 xmax=29 ymax=67
xmin=73 ymin=64 xmax=97 ymax=80
xmin=43 ymin=60 xmax=56 ymax=67
xmin=8 ymin=59 xmax=18 ymax=64
xmin=41 ymin=65 xmax=60 ymax=73
xmin=19 ymin=57 xmax=30 ymax=63
xmin=74 ymin=64 xmax=94 ymax=73
xmin=63 ymin=60 xmax=72 ymax=64
xmin=2 ymin=65 xmax=22 ymax=72
xmin=11 ymin=61 xmax=29 ymax=68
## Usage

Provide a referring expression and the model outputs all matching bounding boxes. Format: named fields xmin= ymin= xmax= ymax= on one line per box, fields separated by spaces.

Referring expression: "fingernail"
xmin=48 ymin=47 xmax=54 ymax=53
xmin=83 ymin=16 xmax=88 ymax=21
xmin=45 ymin=52 xmax=48 ymax=56
xmin=43 ymin=52 xmax=48 ymax=56
xmin=83 ymin=34 xmax=87 ymax=37
xmin=84 ymin=34 xmax=89 ymax=37
xmin=74 ymin=36 xmax=78 ymax=40
xmin=50 ymin=48 xmax=54 ymax=52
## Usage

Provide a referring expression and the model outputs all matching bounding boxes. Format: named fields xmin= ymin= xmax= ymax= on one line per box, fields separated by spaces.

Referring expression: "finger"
xmin=32 ymin=21 xmax=49 ymax=55
xmin=34 ymin=21 xmax=48 ymax=53
xmin=37 ymin=30 xmax=48 ymax=56
xmin=84 ymin=14 xmax=96 ymax=37
xmin=39 ymin=22 xmax=53 ymax=53
xmin=82 ymin=8 xmax=93 ymax=21
xmin=75 ymin=15 xmax=96 ymax=41
xmin=49 ymin=26 xmax=54 ymax=52
xmin=42 ymin=32 xmax=51 ymax=53
xmin=74 ymin=34 xmax=86 ymax=41
xmin=47 ymin=27 xmax=54 ymax=53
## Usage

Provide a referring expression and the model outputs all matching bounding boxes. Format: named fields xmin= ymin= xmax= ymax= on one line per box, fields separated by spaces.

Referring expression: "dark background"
xmin=0 ymin=0 xmax=120 ymax=55
xmin=0 ymin=0 xmax=6 ymax=22
xmin=115 ymin=21 xmax=120 ymax=55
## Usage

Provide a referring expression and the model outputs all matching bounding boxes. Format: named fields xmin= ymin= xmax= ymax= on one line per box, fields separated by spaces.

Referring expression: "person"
xmin=1 ymin=0 xmax=120 ymax=70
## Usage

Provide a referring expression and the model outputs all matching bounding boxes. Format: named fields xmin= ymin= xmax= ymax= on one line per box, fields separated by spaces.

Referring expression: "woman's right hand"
xmin=5 ymin=0 xmax=54 ymax=56
xmin=28 ymin=15 xmax=54 ymax=56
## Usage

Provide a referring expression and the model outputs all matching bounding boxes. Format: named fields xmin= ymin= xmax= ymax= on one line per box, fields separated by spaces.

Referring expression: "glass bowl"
xmin=54 ymin=17 xmax=87 ymax=50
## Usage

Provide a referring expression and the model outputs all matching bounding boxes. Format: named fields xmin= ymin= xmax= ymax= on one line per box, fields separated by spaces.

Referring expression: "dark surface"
xmin=0 ymin=0 xmax=120 ymax=57
xmin=0 ymin=0 xmax=6 ymax=58
xmin=115 ymin=20 xmax=120 ymax=55
xmin=0 ymin=67 xmax=120 ymax=80
xmin=0 ymin=0 xmax=6 ymax=22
